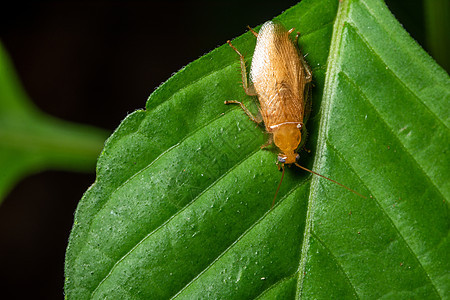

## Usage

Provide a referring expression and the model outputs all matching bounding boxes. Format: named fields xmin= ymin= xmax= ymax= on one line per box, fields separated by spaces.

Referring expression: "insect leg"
xmin=297 ymin=125 xmax=310 ymax=153
xmin=293 ymin=31 xmax=313 ymax=84
xmin=224 ymin=100 xmax=262 ymax=124
xmin=227 ymin=40 xmax=257 ymax=96
xmin=303 ymin=84 xmax=312 ymax=123
xmin=301 ymin=54 xmax=313 ymax=83
xmin=300 ymin=126 xmax=311 ymax=153
xmin=294 ymin=31 xmax=300 ymax=43
xmin=260 ymin=134 xmax=273 ymax=149
xmin=247 ymin=26 xmax=258 ymax=37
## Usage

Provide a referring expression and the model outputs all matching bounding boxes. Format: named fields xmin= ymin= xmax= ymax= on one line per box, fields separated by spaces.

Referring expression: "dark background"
xmin=0 ymin=0 xmax=440 ymax=299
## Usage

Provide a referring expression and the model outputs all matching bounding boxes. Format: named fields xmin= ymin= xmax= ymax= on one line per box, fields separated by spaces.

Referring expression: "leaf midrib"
xmin=294 ymin=0 xmax=442 ymax=298
xmin=295 ymin=0 xmax=352 ymax=298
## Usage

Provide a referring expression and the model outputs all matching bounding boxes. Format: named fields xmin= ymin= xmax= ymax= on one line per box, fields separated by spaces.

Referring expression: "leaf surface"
xmin=65 ymin=0 xmax=449 ymax=298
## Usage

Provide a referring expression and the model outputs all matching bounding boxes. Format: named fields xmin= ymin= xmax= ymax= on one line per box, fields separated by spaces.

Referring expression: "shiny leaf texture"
xmin=65 ymin=0 xmax=449 ymax=298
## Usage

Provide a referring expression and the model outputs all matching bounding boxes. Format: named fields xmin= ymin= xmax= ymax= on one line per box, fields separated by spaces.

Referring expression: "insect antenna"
xmin=272 ymin=165 xmax=285 ymax=209
xmin=294 ymin=163 xmax=366 ymax=199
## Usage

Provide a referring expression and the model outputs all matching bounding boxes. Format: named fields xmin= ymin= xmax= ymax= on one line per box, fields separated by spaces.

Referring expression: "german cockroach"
xmin=225 ymin=21 xmax=364 ymax=207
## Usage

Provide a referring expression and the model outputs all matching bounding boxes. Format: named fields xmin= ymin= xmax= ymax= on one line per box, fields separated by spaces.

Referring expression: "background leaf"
xmin=65 ymin=0 xmax=449 ymax=298
xmin=0 ymin=42 xmax=108 ymax=203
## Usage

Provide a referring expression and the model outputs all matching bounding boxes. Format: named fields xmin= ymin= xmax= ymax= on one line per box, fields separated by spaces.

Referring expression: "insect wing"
xmin=250 ymin=21 xmax=307 ymax=130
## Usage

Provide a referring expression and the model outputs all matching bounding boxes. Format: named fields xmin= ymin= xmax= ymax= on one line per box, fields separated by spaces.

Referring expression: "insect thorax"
xmin=272 ymin=123 xmax=301 ymax=164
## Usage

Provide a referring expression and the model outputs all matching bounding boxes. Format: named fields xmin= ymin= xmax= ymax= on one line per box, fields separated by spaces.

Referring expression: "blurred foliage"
xmin=0 ymin=42 xmax=108 ymax=203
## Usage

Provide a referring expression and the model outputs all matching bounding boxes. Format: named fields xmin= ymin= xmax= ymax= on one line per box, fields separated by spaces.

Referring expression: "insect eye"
xmin=278 ymin=156 xmax=286 ymax=163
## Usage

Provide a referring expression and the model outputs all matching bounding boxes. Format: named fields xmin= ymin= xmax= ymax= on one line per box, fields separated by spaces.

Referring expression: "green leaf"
xmin=0 ymin=41 xmax=108 ymax=203
xmin=64 ymin=0 xmax=449 ymax=298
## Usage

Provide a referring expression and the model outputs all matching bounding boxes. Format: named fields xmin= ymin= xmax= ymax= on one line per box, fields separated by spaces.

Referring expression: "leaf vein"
xmin=345 ymin=22 xmax=449 ymax=131
xmin=325 ymin=132 xmax=441 ymax=298
xmin=311 ymin=231 xmax=360 ymax=299
xmin=339 ymin=70 xmax=446 ymax=201
xmin=88 ymin=108 xmax=253 ymax=295
xmin=92 ymin=145 xmax=262 ymax=297
xmin=146 ymin=52 xmax=239 ymax=114
xmin=171 ymin=181 xmax=307 ymax=299
xmin=254 ymin=272 xmax=298 ymax=299
xmin=295 ymin=0 xmax=352 ymax=298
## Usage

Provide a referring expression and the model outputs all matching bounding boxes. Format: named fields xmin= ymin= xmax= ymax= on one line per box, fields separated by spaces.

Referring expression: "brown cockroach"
xmin=225 ymin=21 xmax=365 ymax=207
